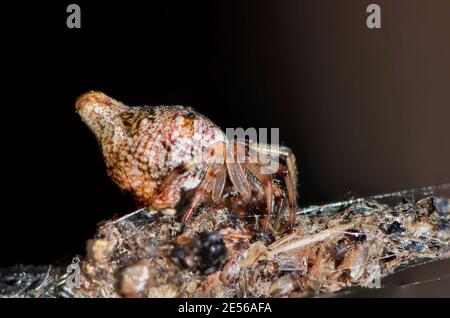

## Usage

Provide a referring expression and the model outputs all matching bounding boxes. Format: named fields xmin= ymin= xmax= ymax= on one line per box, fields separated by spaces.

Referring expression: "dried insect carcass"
xmin=170 ymin=231 xmax=228 ymax=276
xmin=1 ymin=186 xmax=449 ymax=297
xmin=61 ymin=185 xmax=448 ymax=298
xmin=244 ymin=192 xmax=450 ymax=297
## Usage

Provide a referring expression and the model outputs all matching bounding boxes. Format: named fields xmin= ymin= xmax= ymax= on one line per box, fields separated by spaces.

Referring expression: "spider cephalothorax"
xmin=76 ymin=91 xmax=298 ymax=230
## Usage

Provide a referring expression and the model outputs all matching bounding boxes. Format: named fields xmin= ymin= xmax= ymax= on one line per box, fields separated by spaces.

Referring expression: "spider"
xmin=76 ymin=91 xmax=298 ymax=231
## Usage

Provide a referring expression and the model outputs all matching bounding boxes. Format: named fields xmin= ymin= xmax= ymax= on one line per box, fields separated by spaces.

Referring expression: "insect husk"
xmin=64 ymin=189 xmax=450 ymax=298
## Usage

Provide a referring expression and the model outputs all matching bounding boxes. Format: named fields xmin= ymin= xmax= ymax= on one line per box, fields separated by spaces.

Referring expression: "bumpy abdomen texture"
xmin=101 ymin=105 xmax=225 ymax=204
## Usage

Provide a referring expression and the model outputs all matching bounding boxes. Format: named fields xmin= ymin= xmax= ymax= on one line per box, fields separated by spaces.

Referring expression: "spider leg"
xmin=249 ymin=143 xmax=298 ymax=187
xmin=245 ymin=162 xmax=274 ymax=231
xmin=211 ymin=164 xmax=227 ymax=203
xmin=150 ymin=163 xmax=202 ymax=210
xmin=249 ymin=143 xmax=298 ymax=229
xmin=225 ymin=142 xmax=252 ymax=200
xmin=181 ymin=164 xmax=221 ymax=222
xmin=283 ymin=168 xmax=297 ymax=229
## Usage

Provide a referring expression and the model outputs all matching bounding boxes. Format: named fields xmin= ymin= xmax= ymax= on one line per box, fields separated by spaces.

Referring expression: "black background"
xmin=1 ymin=0 xmax=449 ymax=266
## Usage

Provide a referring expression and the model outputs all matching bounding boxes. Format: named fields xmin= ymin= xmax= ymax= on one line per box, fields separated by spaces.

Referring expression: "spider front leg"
xmin=181 ymin=164 xmax=226 ymax=222
xmin=244 ymin=162 xmax=275 ymax=231
xmin=150 ymin=163 xmax=203 ymax=212
xmin=180 ymin=141 xmax=253 ymax=223
xmin=249 ymin=143 xmax=298 ymax=187
xmin=249 ymin=143 xmax=298 ymax=229
xmin=282 ymin=163 xmax=297 ymax=228
xmin=228 ymin=142 xmax=276 ymax=231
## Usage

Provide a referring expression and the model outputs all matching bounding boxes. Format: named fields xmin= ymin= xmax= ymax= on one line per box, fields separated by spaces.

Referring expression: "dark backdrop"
xmin=1 ymin=0 xmax=449 ymax=266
